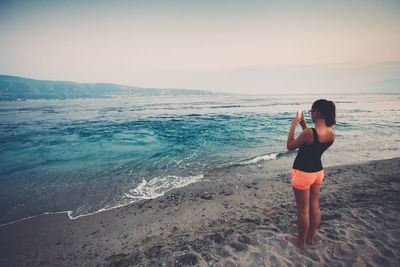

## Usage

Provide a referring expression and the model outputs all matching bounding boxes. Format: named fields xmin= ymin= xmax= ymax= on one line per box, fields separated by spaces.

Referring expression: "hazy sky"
xmin=1 ymin=0 xmax=400 ymax=94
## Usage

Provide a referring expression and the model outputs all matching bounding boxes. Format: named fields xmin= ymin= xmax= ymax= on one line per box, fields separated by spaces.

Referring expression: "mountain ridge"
xmin=0 ymin=75 xmax=215 ymax=101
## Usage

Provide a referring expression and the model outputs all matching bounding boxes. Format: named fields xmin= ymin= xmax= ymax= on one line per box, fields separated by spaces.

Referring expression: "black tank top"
xmin=292 ymin=128 xmax=334 ymax=172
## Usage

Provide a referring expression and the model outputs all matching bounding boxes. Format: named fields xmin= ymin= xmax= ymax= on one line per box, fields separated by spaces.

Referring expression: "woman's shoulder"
xmin=302 ymin=127 xmax=314 ymax=136
xmin=329 ymin=127 xmax=335 ymax=136
xmin=302 ymin=127 xmax=314 ymax=144
xmin=327 ymin=127 xmax=335 ymax=142
xmin=315 ymin=126 xmax=335 ymax=143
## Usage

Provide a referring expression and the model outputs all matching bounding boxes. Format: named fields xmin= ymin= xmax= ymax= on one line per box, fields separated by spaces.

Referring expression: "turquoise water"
xmin=0 ymin=94 xmax=399 ymax=225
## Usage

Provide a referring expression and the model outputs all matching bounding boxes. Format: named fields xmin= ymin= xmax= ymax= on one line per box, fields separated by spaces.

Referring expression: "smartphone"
xmin=297 ymin=110 xmax=302 ymax=118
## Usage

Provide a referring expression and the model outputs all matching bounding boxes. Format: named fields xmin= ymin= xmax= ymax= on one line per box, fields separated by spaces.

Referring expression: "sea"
xmin=1 ymin=93 xmax=399 ymax=226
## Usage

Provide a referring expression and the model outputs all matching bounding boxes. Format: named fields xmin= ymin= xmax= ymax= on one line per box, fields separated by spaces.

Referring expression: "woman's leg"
xmin=306 ymin=183 xmax=321 ymax=245
xmin=287 ymin=187 xmax=310 ymax=248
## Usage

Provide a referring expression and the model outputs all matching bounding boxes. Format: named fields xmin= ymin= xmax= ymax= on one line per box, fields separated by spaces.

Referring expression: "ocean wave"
xmin=210 ymin=105 xmax=241 ymax=109
xmin=66 ymin=174 xmax=205 ymax=219
xmin=207 ymin=150 xmax=295 ymax=173
xmin=124 ymin=174 xmax=204 ymax=200
xmin=240 ymin=152 xmax=280 ymax=164
xmin=237 ymin=150 xmax=295 ymax=165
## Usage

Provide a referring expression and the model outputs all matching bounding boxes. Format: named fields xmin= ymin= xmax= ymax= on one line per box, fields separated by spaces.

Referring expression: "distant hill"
xmin=0 ymin=75 xmax=215 ymax=101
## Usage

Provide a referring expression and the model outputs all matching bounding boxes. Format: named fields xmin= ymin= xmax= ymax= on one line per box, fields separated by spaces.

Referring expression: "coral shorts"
xmin=291 ymin=169 xmax=324 ymax=190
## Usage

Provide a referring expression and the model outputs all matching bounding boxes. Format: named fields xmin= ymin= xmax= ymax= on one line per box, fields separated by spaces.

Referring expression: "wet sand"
xmin=0 ymin=157 xmax=399 ymax=266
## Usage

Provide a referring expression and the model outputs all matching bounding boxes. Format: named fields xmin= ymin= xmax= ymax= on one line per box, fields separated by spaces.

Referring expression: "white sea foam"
xmin=0 ymin=210 xmax=69 ymax=227
xmin=67 ymin=174 xmax=205 ymax=220
xmin=239 ymin=149 xmax=300 ymax=166
xmin=125 ymin=174 xmax=204 ymax=199
xmin=239 ymin=152 xmax=280 ymax=165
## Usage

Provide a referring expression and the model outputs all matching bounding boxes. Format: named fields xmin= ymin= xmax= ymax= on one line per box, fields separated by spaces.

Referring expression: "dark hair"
xmin=312 ymin=99 xmax=336 ymax=126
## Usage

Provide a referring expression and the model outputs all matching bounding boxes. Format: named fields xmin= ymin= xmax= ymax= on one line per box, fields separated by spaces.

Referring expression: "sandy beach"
xmin=0 ymin=157 xmax=399 ymax=266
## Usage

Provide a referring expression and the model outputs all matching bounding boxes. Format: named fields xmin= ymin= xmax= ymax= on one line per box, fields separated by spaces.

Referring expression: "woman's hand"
xmin=299 ymin=112 xmax=308 ymax=130
xmin=291 ymin=112 xmax=301 ymax=126
xmin=299 ymin=112 xmax=305 ymax=123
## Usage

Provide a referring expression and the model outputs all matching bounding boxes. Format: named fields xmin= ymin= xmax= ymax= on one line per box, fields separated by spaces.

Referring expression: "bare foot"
xmin=285 ymin=235 xmax=307 ymax=249
xmin=306 ymin=238 xmax=315 ymax=246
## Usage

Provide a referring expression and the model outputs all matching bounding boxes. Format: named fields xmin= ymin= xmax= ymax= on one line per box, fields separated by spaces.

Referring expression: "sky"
xmin=0 ymin=0 xmax=400 ymax=94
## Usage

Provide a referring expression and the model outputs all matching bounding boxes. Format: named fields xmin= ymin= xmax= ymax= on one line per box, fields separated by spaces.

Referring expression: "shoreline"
xmin=1 ymin=157 xmax=399 ymax=266
xmin=0 ymin=154 xmax=395 ymax=228
xmin=0 ymin=151 xmax=290 ymax=228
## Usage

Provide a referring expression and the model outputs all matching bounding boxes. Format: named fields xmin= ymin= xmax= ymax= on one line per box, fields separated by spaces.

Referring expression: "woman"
xmin=285 ymin=99 xmax=336 ymax=249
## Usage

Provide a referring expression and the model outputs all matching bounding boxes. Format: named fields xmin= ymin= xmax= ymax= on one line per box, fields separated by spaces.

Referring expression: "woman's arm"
xmin=287 ymin=118 xmax=297 ymax=150
xmin=287 ymin=115 xmax=311 ymax=150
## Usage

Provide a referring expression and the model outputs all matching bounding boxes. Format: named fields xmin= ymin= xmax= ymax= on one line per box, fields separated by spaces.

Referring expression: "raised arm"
xmin=299 ymin=112 xmax=308 ymax=130
xmin=287 ymin=117 xmax=298 ymax=150
xmin=287 ymin=112 xmax=312 ymax=150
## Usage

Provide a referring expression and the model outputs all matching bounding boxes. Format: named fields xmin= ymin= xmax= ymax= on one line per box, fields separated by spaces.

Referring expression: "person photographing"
xmin=286 ymin=99 xmax=336 ymax=249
